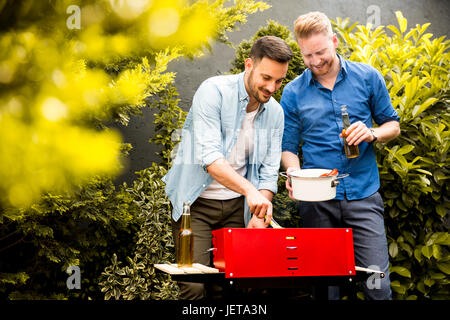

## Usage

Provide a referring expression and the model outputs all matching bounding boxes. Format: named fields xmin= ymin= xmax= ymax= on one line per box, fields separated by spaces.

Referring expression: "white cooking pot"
xmin=280 ymin=169 xmax=349 ymax=202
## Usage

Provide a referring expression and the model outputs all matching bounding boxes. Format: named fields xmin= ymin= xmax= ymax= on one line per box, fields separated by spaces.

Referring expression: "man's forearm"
xmin=207 ymin=158 xmax=273 ymax=222
xmin=281 ymin=151 xmax=301 ymax=171
xmin=206 ymin=158 xmax=257 ymax=196
xmin=259 ymin=189 xmax=274 ymax=202
xmin=373 ymin=121 xmax=400 ymax=143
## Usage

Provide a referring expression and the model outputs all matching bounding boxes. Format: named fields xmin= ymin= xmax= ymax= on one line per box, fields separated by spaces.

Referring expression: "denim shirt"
xmin=162 ymin=72 xmax=284 ymax=224
xmin=281 ymin=55 xmax=400 ymax=200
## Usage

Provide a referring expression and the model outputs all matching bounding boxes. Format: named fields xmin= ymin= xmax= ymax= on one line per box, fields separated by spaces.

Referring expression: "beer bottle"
xmin=341 ymin=105 xmax=359 ymax=158
xmin=177 ymin=201 xmax=194 ymax=267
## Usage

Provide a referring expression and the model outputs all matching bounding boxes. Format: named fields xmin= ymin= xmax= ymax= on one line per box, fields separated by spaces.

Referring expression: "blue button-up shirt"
xmin=162 ymin=72 xmax=284 ymax=224
xmin=281 ymin=55 xmax=399 ymax=200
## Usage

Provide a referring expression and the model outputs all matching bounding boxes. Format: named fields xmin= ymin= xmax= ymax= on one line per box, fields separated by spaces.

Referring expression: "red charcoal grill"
xmin=212 ymin=228 xmax=356 ymax=278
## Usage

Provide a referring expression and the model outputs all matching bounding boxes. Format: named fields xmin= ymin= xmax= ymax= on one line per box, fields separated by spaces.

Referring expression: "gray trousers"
xmin=299 ymin=191 xmax=392 ymax=300
xmin=172 ymin=196 xmax=245 ymax=300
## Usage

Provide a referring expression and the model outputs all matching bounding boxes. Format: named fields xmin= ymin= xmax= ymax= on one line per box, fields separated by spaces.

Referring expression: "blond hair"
xmin=293 ymin=11 xmax=333 ymax=40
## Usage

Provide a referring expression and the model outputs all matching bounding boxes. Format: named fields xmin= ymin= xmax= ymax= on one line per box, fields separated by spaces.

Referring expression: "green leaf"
xmin=389 ymin=241 xmax=399 ymax=258
xmin=399 ymin=242 xmax=413 ymax=257
xmin=436 ymin=262 xmax=450 ymax=275
xmin=416 ymin=281 xmax=428 ymax=294
xmin=387 ymin=25 xmax=402 ymax=39
xmin=424 ymin=278 xmax=435 ymax=287
xmin=429 ymin=272 xmax=446 ymax=280
xmin=402 ymin=231 xmax=416 ymax=246
xmin=390 ymin=280 xmax=401 ymax=288
xmin=412 ymin=98 xmax=438 ymax=117
xmin=433 ymin=233 xmax=450 ymax=245
xmin=432 ymin=244 xmax=442 ymax=259
xmin=396 ymin=199 xmax=408 ymax=211
xmin=421 ymin=246 xmax=433 ymax=259
xmin=390 ymin=266 xmax=411 ymax=278
xmin=436 ymin=205 xmax=447 ymax=218
xmin=391 ymin=281 xmax=407 ymax=294
xmin=415 ymin=168 xmax=432 ymax=175
xmin=397 ymin=144 xmax=415 ymax=155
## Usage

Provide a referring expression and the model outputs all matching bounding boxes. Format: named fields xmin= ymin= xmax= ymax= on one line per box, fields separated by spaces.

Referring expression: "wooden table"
xmin=154 ymin=263 xmax=225 ymax=283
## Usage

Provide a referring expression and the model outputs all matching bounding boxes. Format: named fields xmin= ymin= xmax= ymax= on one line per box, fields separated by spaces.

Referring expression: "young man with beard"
xmin=281 ymin=12 xmax=400 ymax=300
xmin=162 ymin=36 xmax=293 ymax=299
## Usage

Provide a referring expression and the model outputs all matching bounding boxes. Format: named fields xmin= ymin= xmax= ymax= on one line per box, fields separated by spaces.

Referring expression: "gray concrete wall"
xmin=115 ymin=0 xmax=450 ymax=184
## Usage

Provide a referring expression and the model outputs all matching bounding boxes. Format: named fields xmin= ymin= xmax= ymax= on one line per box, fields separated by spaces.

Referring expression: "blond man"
xmin=281 ymin=12 xmax=400 ymax=300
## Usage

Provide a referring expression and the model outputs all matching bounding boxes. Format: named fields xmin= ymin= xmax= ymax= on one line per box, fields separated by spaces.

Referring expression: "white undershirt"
xmin=199 ymin=109 xmax=258 ymax=200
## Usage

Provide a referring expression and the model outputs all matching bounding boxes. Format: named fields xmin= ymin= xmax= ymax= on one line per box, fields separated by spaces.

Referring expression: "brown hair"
xmin=249 ymin=35 xmax=293 ymax=64
xmin=293 ymin=11 xmax=333 ymax=40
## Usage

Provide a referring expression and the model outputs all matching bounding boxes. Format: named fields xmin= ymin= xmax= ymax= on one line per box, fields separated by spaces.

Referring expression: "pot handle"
xmin=335 ymin=173 xmax=349 ymax=179
xmin=331 ymin=173 xmax=349 ymax=187
xmin=279 ymin=171 xmax=291 ymax=184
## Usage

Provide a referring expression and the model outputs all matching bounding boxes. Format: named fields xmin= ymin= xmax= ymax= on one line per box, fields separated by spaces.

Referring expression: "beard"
xmin=247 ymin=69 xmax=272 ymax=104
xmin=307 ymin=56 xmax=334 ymax=76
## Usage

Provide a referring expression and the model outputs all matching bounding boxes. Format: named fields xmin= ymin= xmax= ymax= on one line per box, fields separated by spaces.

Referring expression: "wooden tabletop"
xmin=154 ymin=263 xmax=220 ymax=275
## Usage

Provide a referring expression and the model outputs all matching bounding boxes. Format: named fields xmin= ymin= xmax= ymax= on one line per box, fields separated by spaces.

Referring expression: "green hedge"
xmin=0 ymin=175 xmax=141 ymax=299
xmin=333 ymin=12 xmax=449 ymax=299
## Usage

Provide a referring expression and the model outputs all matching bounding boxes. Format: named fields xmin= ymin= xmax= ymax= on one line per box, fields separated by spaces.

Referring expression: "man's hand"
xmin=245 ymin=188 xmax=272 ymax=227
xmin=206 ymin=158 xmax=276 ymax=227
xmin=247 ymin=215 xmax=267 ymax=228
xmin=339 ymin=121 xmax=373 ymax=145
xmin=339 ymin=121 xmax=400 ymax=145
xmin=340 ymin=120 xmax=400 ymax=145
xmin=285 ymin=167 xmax=298 ymax=200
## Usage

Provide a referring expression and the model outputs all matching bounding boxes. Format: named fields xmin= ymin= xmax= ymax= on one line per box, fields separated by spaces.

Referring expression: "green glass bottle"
xmin=341 ymin=105 xmax=359 ymax=159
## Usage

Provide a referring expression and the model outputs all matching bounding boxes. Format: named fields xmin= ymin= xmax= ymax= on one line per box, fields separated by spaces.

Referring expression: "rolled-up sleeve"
xmin=280 ymin=84 xmax=302 ymax=155
xmin=191 ymin=80 xmax=225 ymax=169
xmin=370 ymin=69 xmax=400 ymax=124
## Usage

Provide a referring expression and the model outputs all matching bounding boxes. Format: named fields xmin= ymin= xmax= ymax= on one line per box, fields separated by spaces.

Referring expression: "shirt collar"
xmin=307 ymin=53 xmax=348 ymax=85
xmin=337 ymin=53 xmax=348 ymax=75
xmin=238 ymin=72 xmax=249 ymax=102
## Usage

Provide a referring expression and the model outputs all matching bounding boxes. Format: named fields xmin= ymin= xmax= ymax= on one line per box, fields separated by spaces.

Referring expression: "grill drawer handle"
xmin=288 ymin=267 xmax=298 ymax=270
xmin=286 ymin=246 xmax=297 ymax=250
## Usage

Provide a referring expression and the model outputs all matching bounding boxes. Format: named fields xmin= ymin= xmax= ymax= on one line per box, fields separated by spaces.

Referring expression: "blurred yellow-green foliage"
xmin=0 ymin=0 xmax=269 ymax=208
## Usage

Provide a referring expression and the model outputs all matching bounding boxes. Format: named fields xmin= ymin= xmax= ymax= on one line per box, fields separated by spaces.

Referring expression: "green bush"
xmin=99 ymin=164 xmax=179 ymax=300
xmin=333 ymin=12 xmax=449 ymax=300
xmin=98 ymin=85 xmax=188 ymax=300
xmin=0 ymin=174 xmax=141 ymax=299
xmin=148 ymin=86 xmax=187 ymax=168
